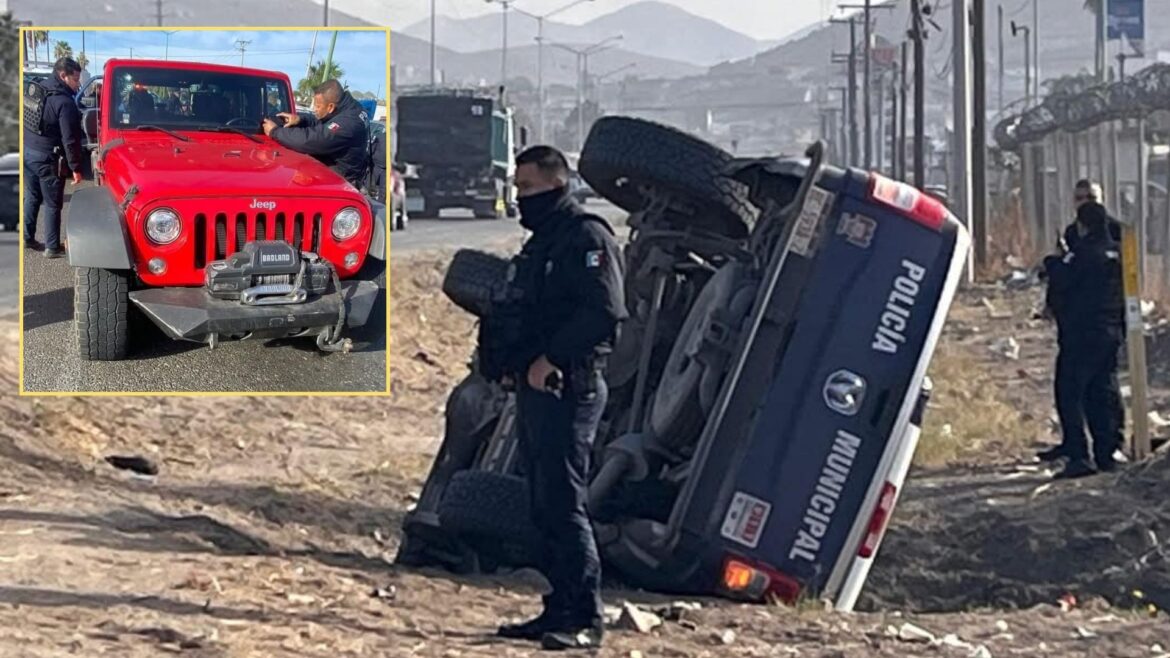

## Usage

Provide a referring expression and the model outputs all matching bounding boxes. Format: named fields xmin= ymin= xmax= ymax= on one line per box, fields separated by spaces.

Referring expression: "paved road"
xmin=390 ymin=200 xmax=629 ymax=255
xmin=0 ymin=233 xmax=16 ymax=320
xmin=21 ymin=186 xmax=387 ymax=394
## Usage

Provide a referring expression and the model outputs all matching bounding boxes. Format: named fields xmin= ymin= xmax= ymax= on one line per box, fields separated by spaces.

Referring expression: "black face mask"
xmin=519 ymin=187 xmax=566 ymax=231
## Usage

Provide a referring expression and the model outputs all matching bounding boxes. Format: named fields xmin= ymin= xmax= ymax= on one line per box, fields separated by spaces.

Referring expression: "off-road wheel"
xmin=648 ymin=262 xmax=742 ymax=448
xmin=438 ymin=470 xmax=538 ymax=569
xmin=75 ymin=266 xmax=131 ymax=361
xmin=441 ymin=249 xmax=510 ymax=317
xmin=579 ymin=116 xmax=757 ymax=238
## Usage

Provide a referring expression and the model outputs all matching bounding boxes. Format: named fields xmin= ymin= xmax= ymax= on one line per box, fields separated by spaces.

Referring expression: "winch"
xmin=205 ymin=241 xmax=333 ymax=304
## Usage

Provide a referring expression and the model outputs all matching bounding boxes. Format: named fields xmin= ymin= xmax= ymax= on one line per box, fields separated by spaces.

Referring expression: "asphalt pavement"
xmin=21 ymin=185 xmax=387 ymax=394
xmin=390 ymin=200 xmax=629 ymax=254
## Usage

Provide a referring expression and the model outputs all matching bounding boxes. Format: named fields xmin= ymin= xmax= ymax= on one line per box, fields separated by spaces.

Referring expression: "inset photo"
xmin=19 ymin=27 xmax=391 ymax=394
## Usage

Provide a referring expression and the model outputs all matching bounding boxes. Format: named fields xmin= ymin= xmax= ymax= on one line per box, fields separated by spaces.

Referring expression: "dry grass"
xmin=916 ymin=343 xmax=1036 ymax=467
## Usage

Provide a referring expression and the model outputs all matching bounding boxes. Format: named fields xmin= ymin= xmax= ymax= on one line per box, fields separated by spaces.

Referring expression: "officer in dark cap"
xmin=261 ymin=78 xmax=369 ymax=189
xmin=24 ymin=56 xmax=84 ymax=258
xmin=1043 ymin=198 xmax=1126 ymax=478
xmin=495 ymin=145 xmax=626 ymax=651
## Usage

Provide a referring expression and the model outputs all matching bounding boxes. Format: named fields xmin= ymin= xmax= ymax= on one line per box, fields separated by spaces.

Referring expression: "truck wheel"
xmin=473 ymin=201 xmax=504 ymax=220
xmin=75 ymin=267 xmax=131 ymax=361
xmin=438 ymin=470 xmax=538 ymax=568
xmin=441 ymin=249 xmax=510 ymax=317
xmin=579 ymin=116 xmax=757 ymax=239
xmin=649 ymin=263 xmax=741 ymax=449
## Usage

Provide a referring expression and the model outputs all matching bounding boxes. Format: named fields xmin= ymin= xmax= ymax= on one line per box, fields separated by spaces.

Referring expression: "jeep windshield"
xmin=109 ymin=66 xmax=291 ymax=135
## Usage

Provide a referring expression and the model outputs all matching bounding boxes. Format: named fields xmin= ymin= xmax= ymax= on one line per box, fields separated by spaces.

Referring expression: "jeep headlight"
xmin=145 ymin=208 xmax=181 ymax=244
xmin=331 ymin=206 xmax=361 ymax=241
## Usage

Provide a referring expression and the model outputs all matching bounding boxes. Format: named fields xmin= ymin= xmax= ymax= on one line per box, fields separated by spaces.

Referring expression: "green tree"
xmin=296 ymin=59 xmax=345 ymax=103
xmin=53 ymin=40 xmax=72 ymax=61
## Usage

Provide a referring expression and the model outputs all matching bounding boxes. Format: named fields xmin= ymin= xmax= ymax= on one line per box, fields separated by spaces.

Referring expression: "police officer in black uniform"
xmin=24 ymin=57 xmax=84 ymax=258
xmin=495 ymin=146 xmax=626 ymax=651
xmin=1043 ymin=200 xmax=1126 ymax=479
xmin=261 ymin=79 xmax=368 ymax=189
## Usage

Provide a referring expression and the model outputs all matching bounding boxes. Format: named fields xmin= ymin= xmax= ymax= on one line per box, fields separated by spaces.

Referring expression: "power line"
xmin=234 ymin=39 xmax=251 ymax=66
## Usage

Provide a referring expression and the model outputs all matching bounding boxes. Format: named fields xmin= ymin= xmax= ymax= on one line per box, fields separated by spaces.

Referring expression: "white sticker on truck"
xmin=721 ymin=491 xmax=772 ymax=549
xmin=789 ymin=186 xmax=833 ymax=258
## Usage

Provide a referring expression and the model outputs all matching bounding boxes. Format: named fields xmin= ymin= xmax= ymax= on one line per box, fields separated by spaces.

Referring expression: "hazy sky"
xmin=31 ymin=30 xmax=389 ymax=96
xmin=371 ymin=0 xmax=845 ymax=40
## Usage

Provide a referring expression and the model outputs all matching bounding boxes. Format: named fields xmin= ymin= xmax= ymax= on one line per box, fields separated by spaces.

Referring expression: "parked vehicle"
xmin=397 ymin=116 xmax=968 ymax=611
xmin=68 ymin=58 xmax=386 ymax=361
xmin=396 ymin=89 xmax=525 ymax=219
xmin=0 ymin=153 xmax=16 ymax=231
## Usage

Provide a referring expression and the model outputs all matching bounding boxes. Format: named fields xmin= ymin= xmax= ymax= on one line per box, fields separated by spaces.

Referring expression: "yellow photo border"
xmin=17 ymin=26 xmax=393 ymax=398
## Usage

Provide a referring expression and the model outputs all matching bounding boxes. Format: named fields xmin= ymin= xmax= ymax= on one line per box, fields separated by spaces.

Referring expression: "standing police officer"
xmin=24 ymin=57 xmax=84 ymax=258
xmin=1043 ymin=199 xmax=1126 ymax=478
xmin=495 ymin=146 xmax=626 ymax=650
xmin=261 ymin=79 xmax=369 ymax=189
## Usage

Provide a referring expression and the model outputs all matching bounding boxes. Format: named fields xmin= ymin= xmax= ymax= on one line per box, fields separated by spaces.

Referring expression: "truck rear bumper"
xmin=128 ymin=280 xmax=379 ymax=343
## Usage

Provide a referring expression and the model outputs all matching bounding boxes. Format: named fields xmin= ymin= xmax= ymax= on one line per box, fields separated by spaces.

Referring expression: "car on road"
xmin=68 ymin=58 xmax=386 ymax=361
xmin=0 ymin=153 xmax=17 ymax=232
xmin=397 ymin=116 xmax=968 ymax=611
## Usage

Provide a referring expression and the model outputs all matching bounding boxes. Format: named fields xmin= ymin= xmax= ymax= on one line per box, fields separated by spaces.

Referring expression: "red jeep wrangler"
xmin=70 ymin=59 xmax=386 ymax=360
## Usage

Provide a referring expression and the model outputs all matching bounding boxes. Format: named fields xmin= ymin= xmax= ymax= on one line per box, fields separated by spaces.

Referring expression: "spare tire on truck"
xmin=578 ymin=116 xmax=757 ymax=239
xmin=442 ymin=249 xmax=511 ymax=318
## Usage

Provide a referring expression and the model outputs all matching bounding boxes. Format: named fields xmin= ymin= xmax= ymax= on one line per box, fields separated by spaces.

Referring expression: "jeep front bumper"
xmin=128 ymin=279 xmax=379 ymax=348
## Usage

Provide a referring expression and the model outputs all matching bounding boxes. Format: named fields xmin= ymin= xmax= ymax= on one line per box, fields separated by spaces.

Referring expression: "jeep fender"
xmin=366 ymin=197 xmax=387 ymax=261
xmin=66 ymin=186 xmax=133 ymax=270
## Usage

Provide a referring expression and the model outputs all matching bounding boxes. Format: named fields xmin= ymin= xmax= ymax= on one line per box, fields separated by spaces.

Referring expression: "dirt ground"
xmin=0 ymin=255 xmax=1168 ymax=657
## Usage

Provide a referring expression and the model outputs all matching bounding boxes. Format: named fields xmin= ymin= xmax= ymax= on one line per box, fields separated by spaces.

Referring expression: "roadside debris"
xmin=616 ymin=602 xmax=663 ymax=634
xmin=104 ymin=455 xmax=159 ymax=476
xmin=988 ymin=336 xmax=1021 ymax=361
xmin=371 ymin=585 xmax=397 ymax=602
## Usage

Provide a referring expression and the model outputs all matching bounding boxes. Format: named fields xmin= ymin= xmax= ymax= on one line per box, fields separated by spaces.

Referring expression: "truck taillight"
xmin=720 ymin=557 xmax=802 ymax=604
xmin=858 ymin=482 xmax=898 ymax=558
xmin=869 ymin=174 xmax=946 ymax=231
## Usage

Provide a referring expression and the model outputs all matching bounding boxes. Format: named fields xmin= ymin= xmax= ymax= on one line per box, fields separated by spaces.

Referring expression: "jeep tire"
xmin=75 ymin=267 xmax=131 ymax=361
xmin=441 ymin=249 xmax=510 ymax=318
xmin=578 ymin=116 xmax=757 ymax=238
xmin=437 ymin=470 xmax=538 ymax=569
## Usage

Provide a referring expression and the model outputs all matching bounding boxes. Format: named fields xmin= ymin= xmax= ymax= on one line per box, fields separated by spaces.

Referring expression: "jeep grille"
xmin=193 ymin=211 xmax=322 ymax=269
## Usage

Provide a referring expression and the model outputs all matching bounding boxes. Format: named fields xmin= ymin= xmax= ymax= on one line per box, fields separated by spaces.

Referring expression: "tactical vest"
xmin=24 ymin=80 xmax=64 ymax=137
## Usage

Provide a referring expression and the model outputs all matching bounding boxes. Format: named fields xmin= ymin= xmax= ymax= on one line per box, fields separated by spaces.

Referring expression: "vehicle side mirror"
xmin=83 ymin=109 xmax=100 ymax=147
xmin=80 ymin=94 xmax=96 ymax=109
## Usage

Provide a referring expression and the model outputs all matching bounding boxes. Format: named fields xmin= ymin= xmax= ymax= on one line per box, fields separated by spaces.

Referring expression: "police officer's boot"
xmin=496 ymin=602 xmax=563 ymax=641
xmin=540 ymin=624 xmax=604 ymax=651
xmin=1054 ymin=458 xmax=1097 ymax=480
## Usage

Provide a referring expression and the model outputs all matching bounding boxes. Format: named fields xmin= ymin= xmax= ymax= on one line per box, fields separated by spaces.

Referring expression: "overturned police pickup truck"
xmin=397 ymin=116 xmax=968 ymax=611
xmin=65 ymin=58 xmax=387 ymax=360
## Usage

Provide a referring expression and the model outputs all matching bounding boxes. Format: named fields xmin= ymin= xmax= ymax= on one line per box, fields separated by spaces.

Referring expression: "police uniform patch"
xmin=328 ymin=122 xmax=340 ymax=132
xmin=585 ymin=250 xmax=603 ymax=268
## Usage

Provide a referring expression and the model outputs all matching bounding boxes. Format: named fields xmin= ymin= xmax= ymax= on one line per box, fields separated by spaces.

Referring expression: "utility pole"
xmin=899 ymin=42 xmax=908 ymax=180
xmin=953 ymin=0 xmax=974 ymax=282
xmin=163 ymin=30 xmax=177 ymax=61
xmin=550 ymin=35 xmax=622 ymax=151
xmin=972 ymin=0 xmax=988 ymax=273
xmin=830 ymin=15 xmax=860 ymax=167
xmin=430 ymin=0 xmax=437 ymax=87
xmin=910 ymin=0 xmax=926 ymax=187
xmin=1010 ymin=21 xmax=1031 ymax=105
xmin=235 ymin=39 xmax=250 ymax=66
xmin=321 ymin=31 xmax=338 ymax=83
xmin=863 ymin=0 xmax=873 ymax=168
xmin=324 ymin=0 xmax=330 ymax=27
xmin=306 ymin=30 xmax=318 ymax=91
xmin=155 ymin=0 xmax=164 ymax=26
xmin=512 ymin=1 xmax=597 ymax=146
xmin=876 ymin=71 xmax=886 ymax=172
xmin=997 ymin=4 xmax=1004 ymax=114
xmin=1032 ymin=0 xmax=1040 ymax=90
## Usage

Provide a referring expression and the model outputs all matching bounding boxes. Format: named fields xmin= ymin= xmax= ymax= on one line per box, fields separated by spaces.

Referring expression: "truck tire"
xmin=438 ymin=470 xmax=538 ymax=568
xmin=441 ymin=249 xmax=510 ymax=317
xmin=579 ymin=116 xmax=757 ymax=238
xmin=75 ymin=267 xmax=130 ymax=361
xmin=649 ymin=263 xmax=741 ymax=449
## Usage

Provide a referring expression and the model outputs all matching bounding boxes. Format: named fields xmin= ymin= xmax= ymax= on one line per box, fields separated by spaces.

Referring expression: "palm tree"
xmin=77 ymin=52 xmax=89 ymax=70
xmin=296 ymin=60 xmax=345 ymax=103
xmin=53 ymin=40 xmax=72 ymax=62
xmin=30 ymin=29 xmax=48 ymax=64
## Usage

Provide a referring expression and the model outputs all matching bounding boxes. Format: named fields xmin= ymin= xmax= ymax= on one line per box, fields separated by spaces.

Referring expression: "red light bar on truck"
xmin=858 ymin=482 xmax=898 ymax=558
xmin=869 ymin=174 xmax=947 ymax=231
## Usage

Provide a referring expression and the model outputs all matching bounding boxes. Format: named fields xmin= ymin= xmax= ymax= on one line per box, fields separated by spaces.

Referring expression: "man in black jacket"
xmin=24 ymin=57 xmax=84 ymax=258
xmin=494 ymin=146 xmax=626 ymax=651
xmin=1043 ymin=200 xmax=1126 ymax=478
xmin=261 ymin=79 xmax=368 ymax=189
